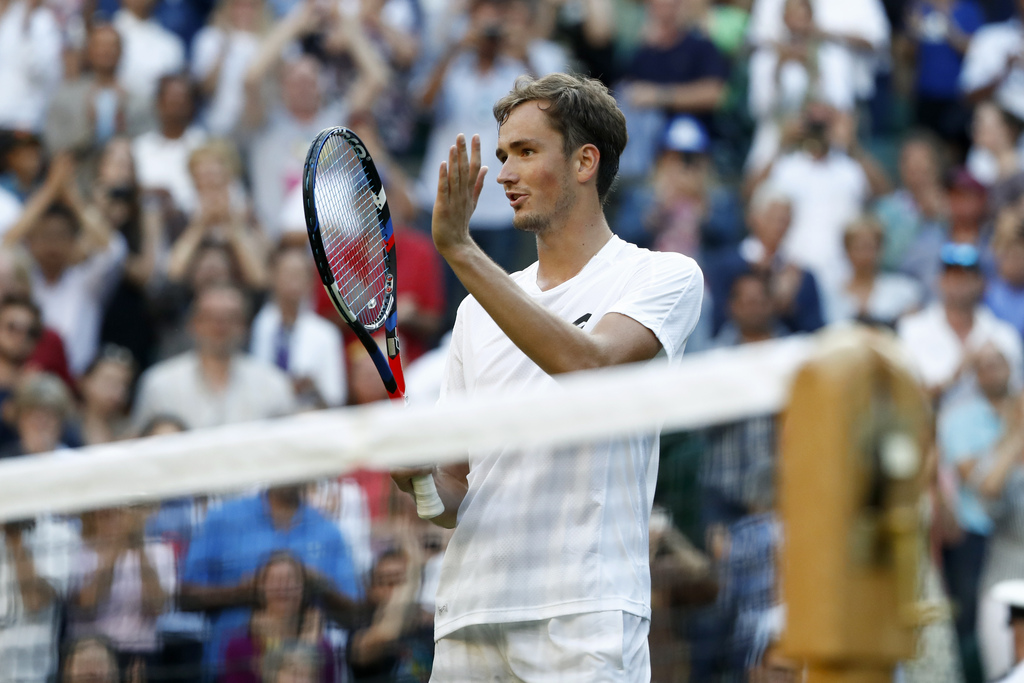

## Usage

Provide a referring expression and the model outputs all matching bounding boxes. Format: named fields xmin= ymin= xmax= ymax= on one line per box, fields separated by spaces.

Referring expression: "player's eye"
xmin=522 ymin=149 xmax=534 ymax=157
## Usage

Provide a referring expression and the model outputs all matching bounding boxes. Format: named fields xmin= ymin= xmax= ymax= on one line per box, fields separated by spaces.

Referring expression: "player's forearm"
xmin=178 ymin=582 xmax=253 ymax=612
xmin=441 ymin=242 xmax=621 ymax=375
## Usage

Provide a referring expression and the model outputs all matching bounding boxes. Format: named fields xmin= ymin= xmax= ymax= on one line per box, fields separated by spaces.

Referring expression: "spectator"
xmin=938 ymin=342 xmax=1014 ymax=673
xmin=76 ymin=345 xmax=136 ymax=446
xmin=60 ymin=637 xmax=119 ymax=683
xmin=747 ymin=102 xmax=889 ymax=296
xmin=0 ymin=0 xmax=63 ymax=132
xmin=69 ymin=505 xmax=176 ymax=673
xmin=132 ymin=285 xmax=295 ymax=430
xmin=904 ymin=0 xmax=985 ymax=150
xmin=746 ymin=0 xmax=856 ymax=174
xmin=250 ymin=245 xmax=346 ymax=409
xmin=0 ymin=372 xmax=74 ymax=457
xmin=222 ymin=552 xmax=337 ymax=682
xmin=648 ymin=506 xmax=717 ymax=682
xmin=712 ymin=272 xmax=790 ymax=347
xmin=3 ymin=156 xmax=128 ymax=376
xmin=986 ymin=210 xmax=1024 ymax=336
xmin=961 ymin=0 xmax=1024 ymax=121
xmin=0 ymin=507 xmax=80 ymax=683
xmin=347 ymin=535 xmax=433 ymax=683
xmin=0 ymin=295 xmax=44 ymax=447
xmin=358 ymin=0 xmax=423 ymax=156
xmin=615 ymin=115 xmax=744 ymax=259
xmin=543 ymin=0 xmax=616 ymax=84
xmin=706 ymin=186 xmax=823 ymax=336
xmin=617 ymin=0 xmax=729 ymax=181
xmin=113 ymin=0 xmax=186 ymax=108
xmin=967 ymin=100 xmax=1024 ymax=187
xmin=694 ymin=279 xmax=781 ymax=680
xmin=502 ymin=0 xmax=571 ymax=78
xmin=0 ymin=129 xmax=46 ymax=205
xmin=191 ymin=0 xmax=268 ymax=138
xmin=131 ymin=74 xmax=207 ymax=217
xmin=898 ymin=242 xmax=1024 ymax=404
xmin=874 ymin=132 xmax=950 ymax=272
xmin=824 ymin=216 xmax=923 ymax=327
xmin=245 ymin=3 xmax=388 ymax=239
xmin=0 ymin=247 xmax=73 ymax=387
xmin=973 ymin=387 xmax=1024 ymax=679
xmin=180 ymin=485 xmax=361 ymax=679
xmin=902 ymin=167 xmax=991 ymax=299
xmin=44 ymin=24 xmax=145 ymax=167
xmin=165 ymin=140 xmax=265 ymax=289
xmin=92 ymin=137 xmax=163 ymax=370
xmin=415 ymin=0 xmax=554 ymax=275
xmin=156 ymin=240 xmax=250 ymax=359
xmin=134 ymin=415 xmax=208 ymax=683
xmin=746 ymin=0 xmax=890 ymax=104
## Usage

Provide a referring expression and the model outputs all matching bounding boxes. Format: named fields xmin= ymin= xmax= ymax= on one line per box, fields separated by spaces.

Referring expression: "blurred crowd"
xmin=6 ymin=0 xmax=1024 ymax=680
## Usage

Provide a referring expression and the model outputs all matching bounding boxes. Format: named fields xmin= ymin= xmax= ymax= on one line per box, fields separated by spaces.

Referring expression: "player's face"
xmin=495 ymin=102 xmax=576 ymax=234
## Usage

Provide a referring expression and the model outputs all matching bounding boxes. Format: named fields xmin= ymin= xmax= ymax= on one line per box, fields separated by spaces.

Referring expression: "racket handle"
xmin=412 ymin=474 xmax=445 ymax=519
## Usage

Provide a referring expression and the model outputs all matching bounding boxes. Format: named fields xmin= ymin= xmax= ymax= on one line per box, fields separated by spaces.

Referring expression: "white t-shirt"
xmin=0 ymin=0 xmax=62 ymax=132
xmin=766 ymin=150 xmax=870 ymax=293
xmin=745 ymin=43 xmax=856 ymax=172
xmin=191 ymin=27 xmax=261 ymax=137
xmin=32 ymin=233 xmax=128 ymax=376
xmin=824 ymin=272 xmax=923 ymax=326
xmin=961 ymin=20 xmax=1024 ymax=120
xmin=747 ymin=0 xmax=890 ymax=99
xmin=433 ymin=236 xmax=704 ymax=638
xmin=70 ymin=542 xmax=177 ymax=653
xmin=250 ymin=303 xmax=347 ymax=407
xmin=114 ymin=10 xmax=186 ymax=106
xmin=897 ymin=303 xmax=1024 ymax=393
xmin=132 ymin=127 xmax=207 ymax=214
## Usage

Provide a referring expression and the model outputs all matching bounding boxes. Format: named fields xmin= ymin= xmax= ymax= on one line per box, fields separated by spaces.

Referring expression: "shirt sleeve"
xmin=606 ymin=253 xmax=705 ymax=363
xmin=439 ymin=303 xmax=467 ymax=402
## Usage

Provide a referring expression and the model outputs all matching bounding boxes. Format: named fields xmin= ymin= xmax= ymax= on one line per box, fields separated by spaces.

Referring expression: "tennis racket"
xmin=302 ymin=126 xmax=445 ymax=520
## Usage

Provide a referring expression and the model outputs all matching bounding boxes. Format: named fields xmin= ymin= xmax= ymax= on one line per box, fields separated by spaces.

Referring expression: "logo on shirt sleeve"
xmin=572 ymin=314 xmax=592 ymax=329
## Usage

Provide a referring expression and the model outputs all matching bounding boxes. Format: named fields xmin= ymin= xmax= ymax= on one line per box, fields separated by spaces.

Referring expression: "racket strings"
xmin=315 ymin=137 xmax=390 ymax=329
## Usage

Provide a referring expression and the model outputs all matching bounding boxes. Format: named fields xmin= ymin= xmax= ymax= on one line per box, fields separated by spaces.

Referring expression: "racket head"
xmin=303 ymin=127 xmax=397 ymax=332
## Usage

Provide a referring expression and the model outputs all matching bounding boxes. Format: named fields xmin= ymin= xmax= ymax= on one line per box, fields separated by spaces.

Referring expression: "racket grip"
xmin=412 ymin=474 xmax=445 ymax=519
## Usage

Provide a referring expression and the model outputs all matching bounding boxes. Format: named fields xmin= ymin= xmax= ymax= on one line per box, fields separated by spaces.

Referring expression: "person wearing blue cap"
xmin=897 ymin=242 xmax=1024 ymax=405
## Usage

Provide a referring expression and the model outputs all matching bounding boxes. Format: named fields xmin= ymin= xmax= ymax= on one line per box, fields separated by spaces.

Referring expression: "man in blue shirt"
xmin=180 ymin=485 xmax=361 ymax=678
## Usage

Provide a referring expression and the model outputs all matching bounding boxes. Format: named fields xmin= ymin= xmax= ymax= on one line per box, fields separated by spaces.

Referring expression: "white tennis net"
xmin=0 ymin=333 xmax=827 ymax=682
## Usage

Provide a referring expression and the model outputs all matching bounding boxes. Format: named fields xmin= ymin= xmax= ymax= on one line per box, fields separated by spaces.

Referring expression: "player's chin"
xmin=512 ymin=212 xmax=547 ymax=234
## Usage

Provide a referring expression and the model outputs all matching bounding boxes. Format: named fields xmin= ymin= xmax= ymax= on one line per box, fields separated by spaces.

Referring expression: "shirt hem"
xmin=433 ymin=597 xmax=651 ymax=641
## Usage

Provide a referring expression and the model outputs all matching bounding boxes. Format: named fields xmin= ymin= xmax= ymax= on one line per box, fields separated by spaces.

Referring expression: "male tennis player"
xmin=393 ymin=73 xmax=704 ymax=680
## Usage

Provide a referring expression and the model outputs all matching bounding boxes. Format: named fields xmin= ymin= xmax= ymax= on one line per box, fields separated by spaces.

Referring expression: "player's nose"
xmin=495 ymin=159 xmax=517 ymax=186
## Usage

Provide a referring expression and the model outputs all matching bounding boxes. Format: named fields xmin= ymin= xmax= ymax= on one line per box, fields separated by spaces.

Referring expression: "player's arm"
xmin=433 ymin=135 xmax=663 ymax=375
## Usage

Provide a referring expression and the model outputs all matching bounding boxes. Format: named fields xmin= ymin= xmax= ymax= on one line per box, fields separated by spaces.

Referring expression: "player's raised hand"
xmin=433 ymin=133 xmax=488 ymax=256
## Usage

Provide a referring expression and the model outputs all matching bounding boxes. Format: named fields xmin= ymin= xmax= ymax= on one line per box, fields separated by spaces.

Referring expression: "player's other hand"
xmin=432 ymin=133 xmax=488 ymax=257
xmin=391 ymin=466 xmax=434 ymax=494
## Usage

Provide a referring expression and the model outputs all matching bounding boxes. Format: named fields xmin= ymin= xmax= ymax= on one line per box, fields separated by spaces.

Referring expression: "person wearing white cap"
xmin=989 ymin=580 xmax=1024 ymax=682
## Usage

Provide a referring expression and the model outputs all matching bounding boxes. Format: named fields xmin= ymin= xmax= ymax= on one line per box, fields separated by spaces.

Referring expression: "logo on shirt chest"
xmin=572 ymin=314 xmax=592 ymax=329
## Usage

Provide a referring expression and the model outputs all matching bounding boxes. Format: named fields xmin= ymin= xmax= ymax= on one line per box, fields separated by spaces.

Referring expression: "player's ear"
xmin=575 ymin=144 xmax=600 ymax=186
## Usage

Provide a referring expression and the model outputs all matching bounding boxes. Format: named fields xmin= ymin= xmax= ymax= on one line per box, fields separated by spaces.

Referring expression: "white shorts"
xmin=430 ymin=611 xmax=650 ymax=683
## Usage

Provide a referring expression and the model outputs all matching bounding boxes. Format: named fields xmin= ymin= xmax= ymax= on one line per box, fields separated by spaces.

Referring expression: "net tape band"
xmin=0 ymin=336 xmax=814 ymax=522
